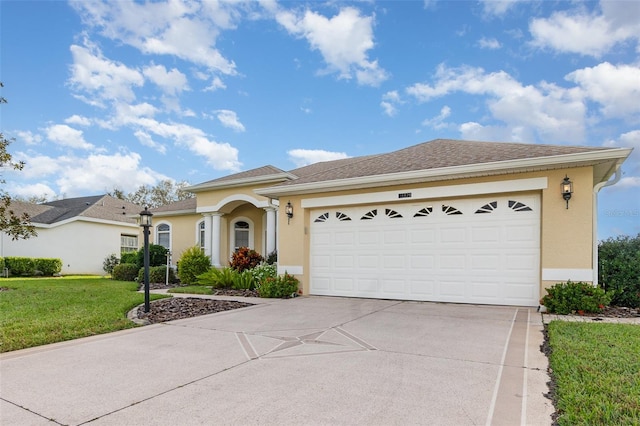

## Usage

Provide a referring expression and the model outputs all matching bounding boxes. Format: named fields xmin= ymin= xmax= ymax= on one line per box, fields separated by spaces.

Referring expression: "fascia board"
xmin=257 ymin=149 xmax=632 ymax=197
xmin=32 ymin=217 xmax=139 ymax=229
xmin=186 ymin=172 xmax=296 ymax=192
xmin=148 ymin=209 xmax=197 ymax=217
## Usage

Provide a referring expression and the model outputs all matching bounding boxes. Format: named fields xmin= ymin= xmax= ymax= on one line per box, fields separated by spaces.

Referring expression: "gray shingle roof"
xmin=7 ymin=195 xmax=143 ymax=225
xmin=191 ymin=165 xmax=287 ymax=187
xmin=274 ymin=139 xmax=612 ymax=187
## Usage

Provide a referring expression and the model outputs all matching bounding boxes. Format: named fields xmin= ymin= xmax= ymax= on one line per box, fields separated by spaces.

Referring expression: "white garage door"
xmin=310 ymin=195 xmax=540 ymax=306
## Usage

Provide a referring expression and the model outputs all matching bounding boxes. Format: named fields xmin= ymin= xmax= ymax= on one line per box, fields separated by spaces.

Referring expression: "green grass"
xmin=548 ymin=321 xmax=640 ymax=425
xmin=169 ymin=286 xmax=213 ymax=295
xmin=0 ymin=276 xmax=169 ymax=353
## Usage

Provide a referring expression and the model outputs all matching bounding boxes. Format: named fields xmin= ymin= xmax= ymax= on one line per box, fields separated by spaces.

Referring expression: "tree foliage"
xmin=599 ymin=233 xmax=640 ymax=308
xmin=0 ymin=82 xmax=36 ymax=240
xmin=109 ymin=179 xmax=193 ymax=208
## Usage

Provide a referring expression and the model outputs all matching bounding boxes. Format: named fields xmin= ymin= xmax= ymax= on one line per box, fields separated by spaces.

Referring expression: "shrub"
xmin=250 ymin=262 xmax=277 ymax=285
xmin=120 ymin=251 xmax=137 ymax=265
xmin=257 ymin=272 xmax=299 ymax=298
xmin=230 ymin=247 xmax=263 ymax=272
xmin=540 ymin=280 xmax=612 ymax=314
xmin=103 ymin=253 xmax=120 ymax=275
xmin=136 ymin=244 xmax=169 ymax=268
xmin=4 ymin=257 xmax=36 ymax=276
xmin=196 ymin=267 xmax=237 ymax=288
xmin=599 ymin=233 xmax=640 ymax=308
xmin=33 ymin=258 xmax=62 ymax=276
xmin=232 ymin=270 xmax=256 ymax=290
xmin=178 ymin=246 xmax=211 ymax=285
xmin=137 ymin=265 xmax=177 ymax=284
xmin=111 ymin=263 xmax=139 ymax=282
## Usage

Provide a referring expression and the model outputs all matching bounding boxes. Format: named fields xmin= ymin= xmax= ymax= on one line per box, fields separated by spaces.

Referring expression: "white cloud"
xmin=380 ymin=90 xmax=402 ymax=117
xmin=15 ymin=130 xmax=42 ymax=145
xmin=566 ymin=62 xmax=640 ymax=119
xmin=204 ymin=76 xmax=226 ymax=92
xmin=71 ymin=0 xmax=238 ymax=75
xmin=615 ymin=176 xmax=640 ymax=189
xmin=143 ymin=63 xmax=188 ymax=95
xmin=406 ymin=64 xmax=586 ymax=143
xmin=69 ymin=40 xmax=144 ymax=103
xmin=45 ymin=124 xmax=95 ymax=150
xmin=214 ymin=109 xmax=246 ymax=132
xmin=276 ymin=6 xmax=388 ymax=86
xmin=54 ymin=152 xmax=169 ymax=196
xmin=529 ymin=2 xmax=640 ymax=57
xmin=7 ymin=182 xmax=57 ymax=200
xmin=134 ymin=130 xmax=166 ymax=154
xmin=459 ymin=121 xmax=532 ymax=142
xmin=480 ymin=0 xmax=522 ymax=16
xmin=64 ymin=115 xmax=92 ymax=126
xmin=422 ymin=106 xmax=452 ymax=130
xmin=288 ymin=149 xmax=349 ymax=167
xmin=11 ymin=153 xmax=62 ymax=179
xmin=478 ymin=37 xmax=501 ymax=50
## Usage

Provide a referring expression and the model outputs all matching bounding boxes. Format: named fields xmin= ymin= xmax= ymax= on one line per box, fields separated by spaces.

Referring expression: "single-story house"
xmin=1 ymin=195 xmax=143 ymax=275
xmin=152 ymin=139 xmax=632 ymax=307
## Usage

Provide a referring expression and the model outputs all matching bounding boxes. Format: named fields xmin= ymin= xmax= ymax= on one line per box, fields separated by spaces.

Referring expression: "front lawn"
xmin=169 ymin=285 xmax=213 ymax=295
xmin=0 ymin=276 xmax=169 ymax=353
xmin=547 ymin=321 xmax=640 ymax=425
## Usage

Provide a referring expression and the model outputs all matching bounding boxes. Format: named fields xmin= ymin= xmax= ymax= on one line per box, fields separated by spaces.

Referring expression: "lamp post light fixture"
xmin=561 ymin=175 xmax=573 ymax=209
xmin=139 ymin=206 xmax=153 ymax=313
xmin=285 ymin=201 xmax=294 ymax=224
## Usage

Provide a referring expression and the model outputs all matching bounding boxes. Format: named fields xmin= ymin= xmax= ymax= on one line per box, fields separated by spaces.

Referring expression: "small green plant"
xmin=196 ymin=267 xmax=237 ymax=288
xmin=250 ymin=262 xmax=277 ymax=286
xmin=103 ymin=253 xmax=120 ymax=275
xmin=257 ymin=272 xmax=299 ymax=298
xmin=599 ymin=233 xmax=640 ymax=308
xmin=111 ymin=263 xmax=139 ymax=282
xmin=120 ymin=251 xmax=137 ymax=265
xmin=265 ymin=250 xmax=277 ymax=265
xmin=540 ymin=280 xmax=612 ymax=315
xmin=136 ymin=244 xmax=169 ymax=268
xmin=137 ymin=265 xmax=177 ymax=284
xmin=232 ymin=270 xmax=256 ymax=290
xmin=230 ymin=247 xmax=263 ymax=272
xmin=177 ymin=246 xmax=211 ymax=285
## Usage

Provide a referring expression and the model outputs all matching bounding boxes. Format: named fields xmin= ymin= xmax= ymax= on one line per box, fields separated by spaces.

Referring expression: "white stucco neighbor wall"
xmin=1 ymin=219 xmax=139 ymax=275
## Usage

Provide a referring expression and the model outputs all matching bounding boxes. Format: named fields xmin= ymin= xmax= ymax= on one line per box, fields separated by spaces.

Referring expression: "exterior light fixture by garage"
xmin=285 ymin=201 xmax=294 ymax=224
xmin=561 ymin=175 xmax=573 ymax=209
xmin=139 ymin=207 xmax=153 ymax=312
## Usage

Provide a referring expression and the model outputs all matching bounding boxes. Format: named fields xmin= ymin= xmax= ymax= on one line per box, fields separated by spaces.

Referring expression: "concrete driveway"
xmin=0 ymin=296 xmax=553 ymax=425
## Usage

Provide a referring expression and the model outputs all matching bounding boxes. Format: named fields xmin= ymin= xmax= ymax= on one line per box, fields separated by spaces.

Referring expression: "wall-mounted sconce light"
xmin=285 ymin=201 xmax=294 ymax=224
xmin=561 ymin=175 xmax=573 ymax=209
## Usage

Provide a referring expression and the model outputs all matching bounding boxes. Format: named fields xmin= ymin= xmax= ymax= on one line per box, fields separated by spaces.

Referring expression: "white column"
xmin=264 ymin=207 xmax=277 ymax=255
xmin=203 ymin=214 xmax=213 ymax=258
xmin=210 ymin=212 xmax=223 ymax=267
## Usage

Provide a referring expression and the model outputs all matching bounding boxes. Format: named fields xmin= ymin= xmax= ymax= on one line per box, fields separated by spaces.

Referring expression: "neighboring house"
xmin=151 ymin=139 xmax=633 ymax=306
xmin=1 ymin=195 xmax=143 ymax=275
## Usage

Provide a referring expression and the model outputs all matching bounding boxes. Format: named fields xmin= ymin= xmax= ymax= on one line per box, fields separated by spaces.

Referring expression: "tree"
xmin=109 ymin=179 xmax=193 ymax=208
xmin=0 ymin=82 xmax=36 ymax=240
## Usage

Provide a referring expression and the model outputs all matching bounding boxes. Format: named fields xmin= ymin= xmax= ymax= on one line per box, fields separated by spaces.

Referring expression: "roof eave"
xmin=256 ymin=148 xmax=633 ymax=198
xmin=186 ymin=172 xmax=297 ymax=193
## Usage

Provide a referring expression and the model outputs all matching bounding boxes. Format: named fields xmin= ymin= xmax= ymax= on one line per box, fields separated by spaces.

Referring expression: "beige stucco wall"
xmin=276 ymin=167 xmax=596 ymax=296
xmin=146 ymin=213 xmax=204 ymax=266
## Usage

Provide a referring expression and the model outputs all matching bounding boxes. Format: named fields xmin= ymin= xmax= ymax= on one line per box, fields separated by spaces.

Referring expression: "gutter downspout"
xmin=593 ymin=168 xmax=622 ymax=286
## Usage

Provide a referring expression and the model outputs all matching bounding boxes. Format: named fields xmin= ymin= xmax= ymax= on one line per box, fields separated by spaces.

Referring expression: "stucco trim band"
xmin=541 ymin=269 xmax=594 ymax=282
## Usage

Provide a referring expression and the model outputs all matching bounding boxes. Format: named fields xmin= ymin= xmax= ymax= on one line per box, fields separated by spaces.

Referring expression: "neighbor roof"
xmin=7 ymin=195 xmax=142 ymax=226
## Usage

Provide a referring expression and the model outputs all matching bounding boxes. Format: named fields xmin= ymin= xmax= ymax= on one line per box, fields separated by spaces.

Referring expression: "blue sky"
xmin=1 ymin=0 xmax=638 ymax=239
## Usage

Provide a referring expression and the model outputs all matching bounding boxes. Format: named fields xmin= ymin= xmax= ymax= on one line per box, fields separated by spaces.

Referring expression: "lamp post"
xmin=139 ymin=207 xmax=153 ymax=313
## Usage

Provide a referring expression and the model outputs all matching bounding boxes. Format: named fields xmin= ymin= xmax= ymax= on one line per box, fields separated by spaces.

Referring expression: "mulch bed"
xmin=136 ymin=297 xmax=254 ymax=324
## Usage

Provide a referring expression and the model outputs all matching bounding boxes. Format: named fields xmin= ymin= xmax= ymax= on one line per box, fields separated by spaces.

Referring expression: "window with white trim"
xmin=120 ymin=234 xmax=138 ymax=253
xmin=234 ymin=221 xmax=249 ymax=251
xmin=198 ymin=221 xmax=205 ymax=252
xmin=156 ymin=223 xmax=171 ymax=249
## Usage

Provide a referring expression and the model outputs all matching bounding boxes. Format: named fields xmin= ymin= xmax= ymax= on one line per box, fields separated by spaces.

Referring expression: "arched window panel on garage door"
xmin=361 ymin=209 xmax=378 ymax=220
xmin=385 ymin=208 xmax=403 ymax=218
xmin=442 ymin=205 xmax=463 ymax=215
xmin=414 ymin=206 xmax=433 ymax=217
xmin=314 ymin=212 xmax=330 ymax=223
xmin=475 ymin=201 xmax=498 ymax=214
xmin=509 ymin=200 xmax=533 ymax=212
xmin=336 ymin=212 xmax=352 ymax=221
